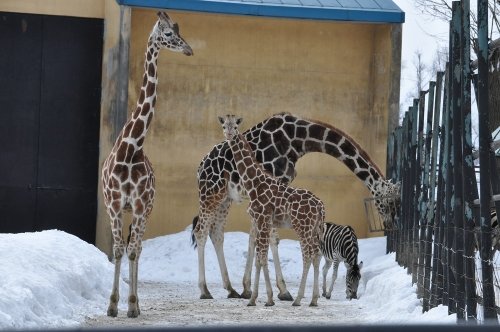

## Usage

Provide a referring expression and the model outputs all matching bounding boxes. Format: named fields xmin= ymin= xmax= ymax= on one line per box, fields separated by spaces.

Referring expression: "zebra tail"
xmin=191 ymin=215 xmax=199 ymax=249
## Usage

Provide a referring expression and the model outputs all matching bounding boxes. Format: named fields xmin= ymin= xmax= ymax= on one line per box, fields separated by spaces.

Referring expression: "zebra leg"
xmin=322 ymin=258 xmax=333 ymax=298
xmin=270 ymin=227 xmax=293 ymax=301
xmin=328 ymin=258 xmax=340 ymax=299
xmin=241 ymin=226 xmax=256 ymax=299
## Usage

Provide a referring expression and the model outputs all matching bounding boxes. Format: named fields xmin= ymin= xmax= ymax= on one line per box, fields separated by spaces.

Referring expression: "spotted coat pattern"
xmin=192 ymin=112 xmax=400 ymax=300
xmin=101 ymin=12 xmax=193 ymax=318
xmin=218 ymin=115 xmax=325 ymax=307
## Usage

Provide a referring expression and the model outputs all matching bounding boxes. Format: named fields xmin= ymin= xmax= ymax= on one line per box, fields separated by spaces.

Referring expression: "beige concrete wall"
xmin=99 ymin=8 xmax=400 ymax=249
xmin=0 ymin=0 xmax=105 ymax=18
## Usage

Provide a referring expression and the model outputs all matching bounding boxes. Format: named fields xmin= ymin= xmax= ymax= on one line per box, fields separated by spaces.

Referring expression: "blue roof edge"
xmin=116 ymin=0 xmax=405 ymax=24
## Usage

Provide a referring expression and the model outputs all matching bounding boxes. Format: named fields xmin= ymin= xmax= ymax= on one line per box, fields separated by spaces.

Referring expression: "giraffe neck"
xmin=118 ymin=40 xmax=160 ymax=152
xmin=229 ymin=133 xmax=266 ymax=192
xmin=248 ymin=113 xmax=386 ymax=196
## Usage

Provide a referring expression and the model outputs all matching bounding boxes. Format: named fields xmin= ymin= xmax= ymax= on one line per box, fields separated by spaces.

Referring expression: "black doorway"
xmin=0 ymin=12 xmax=103 ymax=243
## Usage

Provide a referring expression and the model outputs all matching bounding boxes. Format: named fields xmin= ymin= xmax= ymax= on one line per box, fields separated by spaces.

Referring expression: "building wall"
xmin=110 ymin=8 xmax=400 ymax=245
xmin=0 ymin=0 xmax=105 ymax=18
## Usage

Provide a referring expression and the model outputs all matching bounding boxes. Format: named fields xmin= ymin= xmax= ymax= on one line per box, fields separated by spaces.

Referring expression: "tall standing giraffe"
xmin=218 ymin=115 xmax=325 ymax=307
xmin=101 ymin=12 xmax=192 ymax=318
xmin=192 ymin=112 xmax=400 ymax=300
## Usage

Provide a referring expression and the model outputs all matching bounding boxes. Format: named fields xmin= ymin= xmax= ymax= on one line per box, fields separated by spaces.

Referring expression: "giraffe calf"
xmin=219 ymin=115 xmax=325 ymax=307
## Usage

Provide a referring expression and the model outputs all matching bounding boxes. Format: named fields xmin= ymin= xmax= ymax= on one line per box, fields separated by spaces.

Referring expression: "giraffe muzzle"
xmin=183 ymin=45 xmax=194 ymax=56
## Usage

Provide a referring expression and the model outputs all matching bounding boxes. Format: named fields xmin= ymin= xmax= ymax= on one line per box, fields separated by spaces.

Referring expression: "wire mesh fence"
xmin=383 ymin=0 xmax=499 ymax=324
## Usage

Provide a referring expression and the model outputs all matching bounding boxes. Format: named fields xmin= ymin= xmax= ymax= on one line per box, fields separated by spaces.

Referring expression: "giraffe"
xmin=192 ymin=112 xmax=400 ymax=300
xmin=218 ymin=115 xmax=325 ymax=307
xmin=101 ymin=12 xmax=192 ymax=318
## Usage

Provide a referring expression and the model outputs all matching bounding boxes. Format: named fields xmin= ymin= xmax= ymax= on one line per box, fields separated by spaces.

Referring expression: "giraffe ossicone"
xmin=193 ymin=112 xmax=400 ymax=300
xmin=218 ymin=114 xmax=325 ymax=307
xmin=101 ymin=11 xmax=192 ymax=318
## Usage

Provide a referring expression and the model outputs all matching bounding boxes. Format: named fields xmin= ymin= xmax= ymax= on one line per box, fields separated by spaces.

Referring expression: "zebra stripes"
xmin=320 ymin=222 xmax=362 ymax=300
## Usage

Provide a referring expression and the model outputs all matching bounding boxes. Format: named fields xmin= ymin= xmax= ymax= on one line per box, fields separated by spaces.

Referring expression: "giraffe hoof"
xmin=325 ymin=295 xmax=331 ymax=300
xmin=200 ymin=293 xmax=214 ymax=300
xmin=247 ymin=301 xmax=256 ymax=306
xmin=240 ymin=290 xmax=252 ymax=299
xmin=278 ymin=291 xmax=294 ymax=301
xmin=309 ymin=302 xmax=318 ymax=307
xmin=227 ymin=290 xmax=241 ymax=298
xmin=107 ymin=307 xmax=118 ymax=317
xmin=292 ymin=301 xmax=301 ymax=307
xmin=127 ymin=309 xmax=140 ymax=318
xmin=265 ymin=300 xmax=275 ymax=307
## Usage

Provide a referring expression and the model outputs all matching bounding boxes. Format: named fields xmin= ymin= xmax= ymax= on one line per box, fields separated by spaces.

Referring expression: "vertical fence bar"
xmin=430 ymin=71 xmax=445 ymax=309
xmin=415 ymin=91 xmax=426 ymax=291
xmin=477 ymin=0 xmax=498 ymax=322
xmin=460 ymin=0 xmax=477 ymax=323
xmin=451 ymin=1 xmax=465 ymax=321
xmin=412 ymin=91 xmax=426 ymax=286
xmin=409 ymin=99 xmax=419 ymax=277
xmin=398 ymin=113 xmax=410 ymax=267
xmin=443 ymin=58 xmax=455 ymax=311
xmin=422 ymin=81 xmax=436 ymax=311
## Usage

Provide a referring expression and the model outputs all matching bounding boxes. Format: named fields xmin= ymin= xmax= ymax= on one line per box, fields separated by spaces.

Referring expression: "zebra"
xmin=474 ymin=208 xmax=500 ymax=252
xmin=320 ymin=222 xmax=363 ymax=300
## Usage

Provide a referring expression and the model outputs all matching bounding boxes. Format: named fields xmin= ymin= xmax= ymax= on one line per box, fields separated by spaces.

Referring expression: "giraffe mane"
xmin=270 ymin=112 xmax=385 ymax=180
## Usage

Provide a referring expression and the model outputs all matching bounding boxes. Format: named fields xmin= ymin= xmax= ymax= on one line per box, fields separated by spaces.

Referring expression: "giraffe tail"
xmin=191 ymin=215 xmax=199 ymax=249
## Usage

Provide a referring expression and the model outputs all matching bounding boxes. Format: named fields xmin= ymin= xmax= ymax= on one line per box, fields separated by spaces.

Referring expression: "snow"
xmin=0 ymin=229 xmax=456 ymax=329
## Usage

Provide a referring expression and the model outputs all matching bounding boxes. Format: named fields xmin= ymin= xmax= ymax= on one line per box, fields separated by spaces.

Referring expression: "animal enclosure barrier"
xmin=386 ymin=0 xmax=499 ymax=324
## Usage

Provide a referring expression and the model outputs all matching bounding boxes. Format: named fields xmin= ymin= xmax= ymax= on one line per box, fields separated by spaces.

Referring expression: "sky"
xmin=0 ymin=228 xmax=457 ymax=330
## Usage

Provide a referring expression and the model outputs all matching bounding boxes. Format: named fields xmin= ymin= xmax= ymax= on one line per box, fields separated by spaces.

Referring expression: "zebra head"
xmin=345 ymin=261 xmax=363 ymax=300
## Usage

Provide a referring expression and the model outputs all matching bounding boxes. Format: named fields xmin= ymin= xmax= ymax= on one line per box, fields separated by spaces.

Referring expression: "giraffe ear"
xmin=157 ymin=11 xmax=173 ymax=26
xmin=236 ymin=117 xmax=243 ymax=125
xmin=218 ymin=116 xmax=225 ymax=125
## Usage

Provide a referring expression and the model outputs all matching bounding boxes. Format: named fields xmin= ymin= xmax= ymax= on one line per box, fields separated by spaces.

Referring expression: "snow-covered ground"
xmin=0 ymin=228 xmax=455 ymax=330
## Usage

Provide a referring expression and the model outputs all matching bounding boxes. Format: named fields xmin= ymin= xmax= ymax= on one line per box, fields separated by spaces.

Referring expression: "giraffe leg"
xmin=247 ymin=257 xmax=261 ymax=306
xmin=126 ymin=216 xmax=145 ymax=318
xmin=210 ymin=221 xmax=240 ymax=298
xmin=322 ymin=258 xmax=333 ymax=298
xmin=241 ymin=226 xmax=256 ymax=299
xmin=292 ymin=256 xmax=312 ymax=307
xmin=270 ymin=228 xmax=293 ymax=301
xmin=107 ymin=213 xmax=124 ymax=317
xmin=194 ymin=213 xmax=213 ymax=299
xmin=310 ymin=253 xmax=321 ymax=307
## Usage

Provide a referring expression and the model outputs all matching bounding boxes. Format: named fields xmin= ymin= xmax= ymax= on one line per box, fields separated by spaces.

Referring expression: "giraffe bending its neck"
xmin=219 ymin=115 xmax=325 ymax=307
xmin=192 ymin=112 xmax=399 ymax=300
xmin=101 ymin=11 xmax=192 ymax=318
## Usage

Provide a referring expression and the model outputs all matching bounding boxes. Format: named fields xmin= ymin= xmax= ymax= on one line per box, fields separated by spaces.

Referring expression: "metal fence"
xmin=385 ymin=0 xmax=499 ymax=324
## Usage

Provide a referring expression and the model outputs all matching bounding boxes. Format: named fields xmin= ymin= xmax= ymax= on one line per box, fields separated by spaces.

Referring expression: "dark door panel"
xmin=0 ymin=12 xmax=103 ymax=244
xmin=36 ymin=189 xmax=97 ymax=243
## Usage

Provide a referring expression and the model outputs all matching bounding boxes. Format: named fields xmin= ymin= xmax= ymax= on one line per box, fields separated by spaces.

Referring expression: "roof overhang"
xmin=116 ymin=0 xmax=405 ymax=24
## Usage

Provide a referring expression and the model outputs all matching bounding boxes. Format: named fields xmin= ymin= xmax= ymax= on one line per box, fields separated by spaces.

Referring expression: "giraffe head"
xmin=218 ymin=115 xmax=243 ymax=141
xmin=152 ymin=11 xmax=193 ymax=56
xmin=373 ymin=179 xmax=401 ymax=230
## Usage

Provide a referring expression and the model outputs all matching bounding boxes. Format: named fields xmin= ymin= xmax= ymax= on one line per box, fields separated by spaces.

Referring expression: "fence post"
xmin=460 ymin=0 xmax=477 ymax=323
xmin=451 ymin=1 xmax=465 ymax=321
xmin=429 ymin=71 xmax=445 ymax=309
xmin=422 ymin=80 xmax=436 ymax=312
xmin=477 ymin=0 xmax=498 ymax=322
xmin=408 ymin=99 xmax=419 ymax=276
xmin=415 ymin=91 xmax=426 ymax=291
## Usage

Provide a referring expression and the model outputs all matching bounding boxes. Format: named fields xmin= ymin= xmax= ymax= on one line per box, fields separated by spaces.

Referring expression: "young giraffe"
xmin=218 ymin=115 xmax=325 ymax=307
xmin=193 ymin=112 xmax=399 ymax=300
xmin=101 ymin=12 xmax=192 ymax=318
